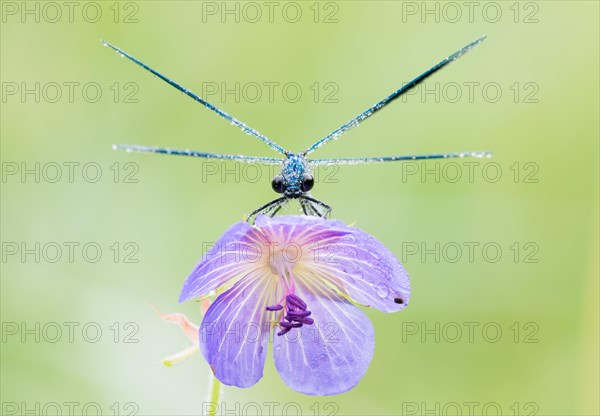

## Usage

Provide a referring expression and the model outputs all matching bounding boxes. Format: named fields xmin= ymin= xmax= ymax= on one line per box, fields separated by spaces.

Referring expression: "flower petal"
xmin=200 ymin=270 xmax=282 ymax=388
xmin=255 ymin=215 xmax=350 ymax=248
xmin=179 ymin=221 xmax=258 ymax=302
xmin=304 ymin=222 xmax=410 ymax=312
xmin=150 ymin=303 xmax=199 ymax=343
xmin=273 ymin=276 xmax=374 ymax=395
xmin=149 ymin=303 xmax=200 ymax=366
xmin=162 ymin=344 xmax=199 ymax=367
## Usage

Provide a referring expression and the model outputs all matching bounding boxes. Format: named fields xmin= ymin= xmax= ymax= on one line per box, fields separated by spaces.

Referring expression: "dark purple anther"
xmin=286 ymin=294 xmax=307 ymax=309
xmin=276 ymin=292 xmax=314 ymax=336
xmin=280 ymin=321 xmax=302 ymax=329
xmin=286 ymin=310 xmax=311 ymax=318
xmin=266 ymin=304 xmax=283 ymax=311
xmin=277 ymin=327 xmax=291 ymax=336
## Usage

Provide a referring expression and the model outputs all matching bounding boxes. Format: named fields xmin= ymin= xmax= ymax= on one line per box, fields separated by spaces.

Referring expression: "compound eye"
xmin=300 ymin=173 xmax=314 ymax=192
xmin=271 ymin=175 xmax=285 ymax=193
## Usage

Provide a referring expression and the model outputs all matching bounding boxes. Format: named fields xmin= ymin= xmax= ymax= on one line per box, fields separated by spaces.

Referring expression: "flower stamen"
xmin=276 ymin=294 xmax=314 ymax=336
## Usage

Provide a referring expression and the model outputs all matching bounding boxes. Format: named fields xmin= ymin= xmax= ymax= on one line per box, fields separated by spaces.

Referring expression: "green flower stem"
xmin=207 ymin=374 xmax=222 ymax=416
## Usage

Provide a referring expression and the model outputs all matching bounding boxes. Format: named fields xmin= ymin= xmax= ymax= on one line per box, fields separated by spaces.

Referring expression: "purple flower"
xmin=179 ymin=215 xmax=410 ymax=395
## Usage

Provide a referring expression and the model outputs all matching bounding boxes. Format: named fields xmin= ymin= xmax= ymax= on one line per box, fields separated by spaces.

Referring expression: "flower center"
xmin=266 ymin=243 xmax=301 ymax=276
xmin=265 ymin=256 xmax=314 ymax=336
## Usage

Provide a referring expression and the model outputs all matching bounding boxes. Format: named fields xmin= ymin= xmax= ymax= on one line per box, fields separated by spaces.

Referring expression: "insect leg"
xmin=302 ymin=196 xmax=332 ymax=218
xmin=246 ymin=197 xmax=287 ymax=224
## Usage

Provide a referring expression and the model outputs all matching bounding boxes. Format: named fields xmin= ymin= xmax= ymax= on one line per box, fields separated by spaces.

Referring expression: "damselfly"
xmin=103 ymin=36 xmax=489 ymax=223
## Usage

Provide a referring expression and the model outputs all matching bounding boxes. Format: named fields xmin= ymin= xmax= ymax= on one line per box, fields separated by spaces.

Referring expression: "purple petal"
xmin=305 ymin=223 xmax=410 ymax=312
xmin=179 ymin=221 xmax=257 ymax=302
xmin=255 ymin=214 xmax=333 ymax=228
xmin=255 ymin=215 xmax=351 ymax=248
xmin=273 ymin=278 xmax=374 ymax=395
xmin=199 ymin=271 xmax=281 ymax=388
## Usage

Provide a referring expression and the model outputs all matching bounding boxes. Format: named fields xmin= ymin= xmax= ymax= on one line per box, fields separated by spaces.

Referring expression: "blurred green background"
xmin=1 ymin=1 xmax=598 ymax=415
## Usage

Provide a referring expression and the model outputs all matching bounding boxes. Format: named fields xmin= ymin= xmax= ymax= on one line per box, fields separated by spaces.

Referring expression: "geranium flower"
xmin=179 ymin=215 xmax=410 ymax=395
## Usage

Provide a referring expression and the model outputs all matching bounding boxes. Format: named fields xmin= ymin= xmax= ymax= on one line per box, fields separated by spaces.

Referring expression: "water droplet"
xmin=376 ymin=285 xmax=389 ymax=298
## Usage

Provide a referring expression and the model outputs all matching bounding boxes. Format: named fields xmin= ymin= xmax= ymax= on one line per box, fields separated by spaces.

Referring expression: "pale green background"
xmin=1 ymin=1 xmax=598 ymax=415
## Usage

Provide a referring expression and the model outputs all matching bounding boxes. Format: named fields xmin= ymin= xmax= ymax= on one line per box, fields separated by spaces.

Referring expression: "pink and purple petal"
xmin=199 ymin=270 xmax=282 ymax=388
xmin=273 ymin=276 xmax=374 ymax=396
xmin=255 ymin=215 xmax=351 ymax=248
xmin=179 ymin=222 xmax=258 ymax=302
